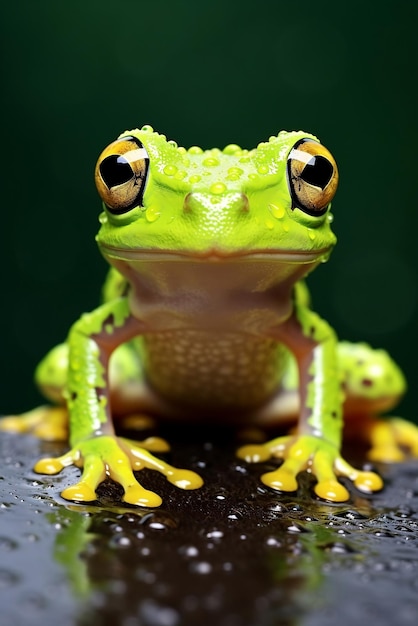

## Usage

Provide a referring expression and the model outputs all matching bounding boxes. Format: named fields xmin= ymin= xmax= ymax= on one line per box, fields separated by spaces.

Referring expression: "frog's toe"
xmin=237 ymin=443 xmax=271 ymax=463
xmin=0 ymin=406 xmax=68 ymax=441
xmin=334 ymin=456 xmax=383 ymax=495
xmin=119 ymin=438 xmax=203 ymax=491
xmin=353 ymin=471 xmax=384 ymax=493
xmin=121 ymin=484 xmax=162 ymax=508
xmin=368 ymin=418 xmax=418 ymax=462
xmin=261 ymin=467 xmax=299 ymax=492
xmin=61 ymin=481 xmax=98 ymax=503
xmin=34 ymin=435 xmax=203 ymax=507
xmin=315 ymin=480 xmax=349 ymax=501
xmin=166 ymin=468 xmax=204 ymax=490
xmin=237 ymin=436 xmax=293 ymax=464
xmin=127 ymin=435 xmax=171 ymax=454
xmin=34 ymin=456 xmax=69 ymax=475
xmin=239 ymin=434 xmax=383 ymax=502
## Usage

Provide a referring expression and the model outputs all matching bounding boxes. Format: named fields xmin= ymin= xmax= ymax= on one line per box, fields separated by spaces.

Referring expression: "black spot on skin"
xmin=70 ymin=391 xmax=77 ymax=401
xmin=95 ymin=387 xmax=106 ymax=401
xmin=362 ymin=379 xmax=373 ymax=387
xmin=102 ymin=314 xmax=115 ymax=328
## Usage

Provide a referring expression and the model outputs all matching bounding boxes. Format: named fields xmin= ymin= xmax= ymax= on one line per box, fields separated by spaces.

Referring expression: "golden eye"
xmin=287 ymin=139 xmax=338 ymax=216
xmin=94 ymin=136 xmax=149 ymax=214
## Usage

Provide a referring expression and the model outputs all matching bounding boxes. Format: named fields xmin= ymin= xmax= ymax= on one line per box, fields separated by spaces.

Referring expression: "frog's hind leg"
xmin=0 ymin=343 xmax=69 ymax=440
xmin=339 ymin=341 xmax=418 ymax=461
xmin=0 ymin=340 xmax=160 ymax=440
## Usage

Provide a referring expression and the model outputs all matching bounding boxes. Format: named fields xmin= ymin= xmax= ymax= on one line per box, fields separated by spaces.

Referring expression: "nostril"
xmin=239 ymin=193 xmax=250 ymax=213
xmin=183 ymin=192 xmax=193 ymax=214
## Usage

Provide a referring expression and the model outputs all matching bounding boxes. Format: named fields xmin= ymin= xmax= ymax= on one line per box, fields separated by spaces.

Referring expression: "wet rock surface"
xmin=1 ymin=427 xmax=418 ymax=626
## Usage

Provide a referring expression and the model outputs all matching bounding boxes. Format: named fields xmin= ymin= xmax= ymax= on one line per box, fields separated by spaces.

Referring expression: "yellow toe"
xmin=261 ymin=468 xmax=298 ymax=492
xmin=61 ymin=481 xmax=97 ymax=502
xmin=34 ymin=457 xmax=64 ymax=475
xmin=354 ymin=471 xmax=383 ymax=493
xmin=237 ymin=444 xmax=270 ymax=463
xmin=123 ymin=486 xmax=162 ymax=508
xmin=315 ymin=480 xmax=350 ymax=502
xmin=166 ymin=469 xmax=204 ymax=490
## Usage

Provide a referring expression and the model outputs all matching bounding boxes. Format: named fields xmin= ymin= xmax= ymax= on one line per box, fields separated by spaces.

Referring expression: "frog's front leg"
xmin=238 ymin=307 xmax=383 ymax=502
xmin=35 ymin=297 xmax=203 ymax=507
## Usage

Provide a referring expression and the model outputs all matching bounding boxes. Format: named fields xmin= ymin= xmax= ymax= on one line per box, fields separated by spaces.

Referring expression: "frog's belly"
xmin=141 ymin=330 xmax=288 ymax=413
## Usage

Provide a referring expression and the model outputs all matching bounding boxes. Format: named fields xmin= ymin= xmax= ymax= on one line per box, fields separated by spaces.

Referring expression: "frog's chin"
xmin=99 ymin=244 xmax=332 ymax=265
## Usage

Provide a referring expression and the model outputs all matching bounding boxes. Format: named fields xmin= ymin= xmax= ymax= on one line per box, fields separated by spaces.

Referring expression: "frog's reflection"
xmin=46 ymin=496 xmax=353 ymax=626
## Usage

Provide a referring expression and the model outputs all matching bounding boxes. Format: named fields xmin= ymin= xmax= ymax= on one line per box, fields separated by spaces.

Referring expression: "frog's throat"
xmin=99 ymin=244 xmax=332 ymax=264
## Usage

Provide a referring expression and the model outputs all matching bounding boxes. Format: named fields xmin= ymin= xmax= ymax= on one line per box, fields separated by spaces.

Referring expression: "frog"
xmin=2 ymin=125 xmax=418 ymax=507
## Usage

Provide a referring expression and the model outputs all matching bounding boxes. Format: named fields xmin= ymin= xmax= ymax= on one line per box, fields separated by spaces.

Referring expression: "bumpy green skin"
xmin=96 ymin=128 xmax=335 ymax=256
xmin=6 ymin=125 xmax=411 ymax=506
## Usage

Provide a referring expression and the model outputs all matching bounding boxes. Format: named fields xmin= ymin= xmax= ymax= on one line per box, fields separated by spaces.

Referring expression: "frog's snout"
xmin=183 ymin=192 xmax=250 ymax=214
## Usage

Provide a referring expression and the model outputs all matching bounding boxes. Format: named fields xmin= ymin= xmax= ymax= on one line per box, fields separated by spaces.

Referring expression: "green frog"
xmin=3 ymin=125 xmax=417 ymax=507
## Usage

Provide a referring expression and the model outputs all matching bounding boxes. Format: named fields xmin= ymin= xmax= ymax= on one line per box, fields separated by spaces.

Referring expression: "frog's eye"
xmin=95 ymin=136 xmax=149 ymax=214
xmin=287 ymin=139 xmax=338 ymax=216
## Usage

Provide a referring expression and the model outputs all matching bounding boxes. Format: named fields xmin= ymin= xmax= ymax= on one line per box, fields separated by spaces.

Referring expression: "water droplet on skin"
xmin=224 ymin=144 xmax=241 ymax=155
xmin=188 ymin=146 xmax=203 ymax=154
xmin=230 ymin=165 xmax=245 ymax=175
xmin=269 ymin=203 xmax=285 ymax=219
xmin=145 ymin=206 xmax=161 ymax=222
xmin=164 ymin=164 xmax=177 ymax=176
xmin=210 ymin=182 xmax=227 ymax=195
xmin=257 ymin=164 xmax=269 ymax=175
xmin=203 ymin=157 xmax=219 ymax=167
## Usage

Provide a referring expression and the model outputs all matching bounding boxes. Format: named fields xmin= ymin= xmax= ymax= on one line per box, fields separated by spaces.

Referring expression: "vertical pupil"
xmin=100 ymin=155 xmax=134 ymax=188
xmin=301 ymin=156 xmax=333 ymax=189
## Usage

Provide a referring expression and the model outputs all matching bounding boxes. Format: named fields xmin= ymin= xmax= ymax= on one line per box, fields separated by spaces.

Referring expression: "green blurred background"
xmin=1 ymin=0 xmax=417 ymax=422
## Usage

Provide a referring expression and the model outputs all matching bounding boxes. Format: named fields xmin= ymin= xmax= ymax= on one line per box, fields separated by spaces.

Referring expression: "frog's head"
xmin=95 ymin=125 xmax=338 ymax=267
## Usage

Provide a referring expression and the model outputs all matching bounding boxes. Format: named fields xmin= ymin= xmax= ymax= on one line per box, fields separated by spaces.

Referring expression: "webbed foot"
xmin=0 ymin=406 xmax=68 ymax=441
xmin=237 ymin=434 xmax=383 ymax=502
xmin=34 ymin=435 xmax=203 ymax=507
xmin=367 ymin=417 xmax=418 ymax=462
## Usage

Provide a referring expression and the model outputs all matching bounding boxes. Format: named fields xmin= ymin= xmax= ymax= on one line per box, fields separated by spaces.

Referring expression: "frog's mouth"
xmin=99 ymin=244 xmax=332 ymax=264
